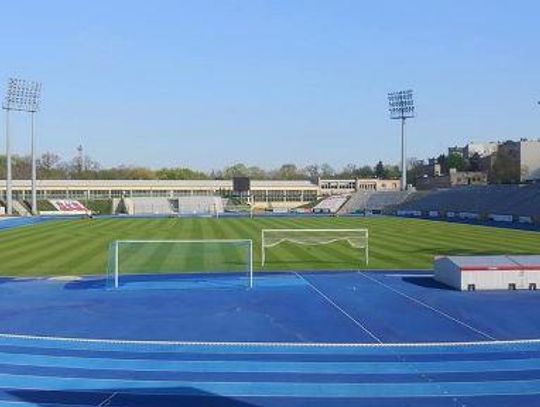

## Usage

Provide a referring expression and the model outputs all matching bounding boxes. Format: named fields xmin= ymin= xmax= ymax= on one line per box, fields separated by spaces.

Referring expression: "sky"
xmin=0 ymin=0 xmax=538 ymax=171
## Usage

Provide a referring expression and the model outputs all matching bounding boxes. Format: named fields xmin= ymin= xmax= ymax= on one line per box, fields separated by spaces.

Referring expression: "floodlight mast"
xmin=388 ymin=90 xmax=415 ymax=191
xmin=2 ymin=78 xmax=42 ymax=215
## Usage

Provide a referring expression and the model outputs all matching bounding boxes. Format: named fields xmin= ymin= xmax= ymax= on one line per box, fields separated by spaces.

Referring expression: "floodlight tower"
xmin=388 ymin=90 xmax=415 ymax=191
xmin=2 ymin=78 xmax=42 ymax=215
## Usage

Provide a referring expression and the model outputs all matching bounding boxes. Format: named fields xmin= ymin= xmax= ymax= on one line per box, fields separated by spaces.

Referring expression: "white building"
xmin=434 ymin=255 xmax=540 ymax=291
xmin=464 ymin=142 xmax=499 ymax=159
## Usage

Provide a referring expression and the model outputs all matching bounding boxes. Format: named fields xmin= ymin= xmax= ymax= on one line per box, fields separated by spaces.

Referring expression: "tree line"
xmin=0 ymin=152 xmax=401 ymax=182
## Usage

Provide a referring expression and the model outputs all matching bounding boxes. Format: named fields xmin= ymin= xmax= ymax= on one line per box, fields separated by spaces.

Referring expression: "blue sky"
xmin=0 ymin=0 xmax=538 ymax=170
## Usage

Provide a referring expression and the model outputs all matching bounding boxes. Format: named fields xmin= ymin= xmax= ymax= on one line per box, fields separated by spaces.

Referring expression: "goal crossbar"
xmin=108 ymin=239 xmax=253 ymax=289
xmin=261 ymin=228 xmax=369 ymax=268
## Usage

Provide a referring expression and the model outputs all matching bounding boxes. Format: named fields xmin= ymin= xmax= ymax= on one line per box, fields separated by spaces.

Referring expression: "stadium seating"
xmin=395 ymin=184 xmax=540 ymax=218
xmin=365 ymin=191 xmax=412 ymax=211
xmin=339 ymin=190 xmax=412 ymax=213
xmin=176 ymin=196 xmax=224 ymax=215
xmin=313 ymin=195 xmax=349 ymax=213
xmin=49 ymin=199 xmax=89 ymax=213
xmin=13 ymin=200 xmax=31 ymax=216
xmin=130 ymin=198 xmax=174 ymax=215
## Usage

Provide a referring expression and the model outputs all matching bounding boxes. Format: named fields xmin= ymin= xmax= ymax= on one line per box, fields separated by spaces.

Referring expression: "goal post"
xmin=261 ymin=229 xmax=369 ymax=268
xmin=106 ymin=239 xmax=253 ymax=289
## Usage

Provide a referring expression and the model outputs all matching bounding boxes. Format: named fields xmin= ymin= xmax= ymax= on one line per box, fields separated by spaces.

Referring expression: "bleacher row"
xmin=3 ymin=184 xmax=540 ymax=221
xmin=394 ymin=184 xmax=540 ymax=221
xmin=337 ymin=190 xmax=413 ymax=214
xmin=123 ymin=196 xmax=224 ymax=215
xmin=313 ymin=195 xmax=349 ymax=213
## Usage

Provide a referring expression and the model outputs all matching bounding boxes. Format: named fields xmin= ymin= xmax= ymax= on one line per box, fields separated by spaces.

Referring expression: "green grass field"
xmin=0 ymin=216 xmax=539 ymax=277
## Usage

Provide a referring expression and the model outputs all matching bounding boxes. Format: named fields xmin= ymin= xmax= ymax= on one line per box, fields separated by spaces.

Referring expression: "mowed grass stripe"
xmin=0 ymin=217 xmax=539 ymax=277
xmin=63 ymin=218 xmax=166 ymax=275
xmin=9 ymin=219 xmax=153 ymax=275
xmin=206 ymin=219 xmax=245 ymax=272
xmin=333 ymin=217 xmax=540 ymax=263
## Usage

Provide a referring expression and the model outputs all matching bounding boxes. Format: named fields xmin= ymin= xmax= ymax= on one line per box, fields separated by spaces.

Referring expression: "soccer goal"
xmin=261 ymin=229 xmax=369 ymax=268
xmin=106 ymin=239 xmax=253 ymax=289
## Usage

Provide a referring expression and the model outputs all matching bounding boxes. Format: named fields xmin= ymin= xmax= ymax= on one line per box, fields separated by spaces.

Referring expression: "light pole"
xmin=388 ymin=90 xmax=415 ymax=191
xmin=2 ymin=78 xmax=42 ymax=215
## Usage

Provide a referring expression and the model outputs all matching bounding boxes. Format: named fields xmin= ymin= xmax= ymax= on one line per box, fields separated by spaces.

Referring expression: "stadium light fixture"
xmin=2 ymin=78 xmax=42 ymax=215
xmin=388 ymin=89 xmax=415 ymax=191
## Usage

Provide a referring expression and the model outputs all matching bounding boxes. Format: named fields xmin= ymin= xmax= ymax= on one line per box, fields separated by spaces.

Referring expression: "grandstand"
xmin=117 ymin=196 xmax=224 ymax=216
xmin=313 ymin=194 xmax=349 ymax=213
xmin=339 ymin=190 xmax=413 ymax=214
xmin=175 ymin=196 xmax=224 ymax=215
xmin=123 ymin=198 xmax=175 ymax=215
xmin=394 ymin=183 xmax=540 ymax=221
xmin=0 ymin=178 xmax=401 ymax=215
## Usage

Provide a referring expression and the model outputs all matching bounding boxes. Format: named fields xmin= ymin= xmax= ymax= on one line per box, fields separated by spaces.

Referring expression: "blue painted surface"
xmin=0 ymin=216 xmax=73 ymax=231
xmin=1 ymin=271 xmax=540 ymax=405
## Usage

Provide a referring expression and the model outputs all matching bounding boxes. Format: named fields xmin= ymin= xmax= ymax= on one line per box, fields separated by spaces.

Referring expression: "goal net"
xmin=106 ymin=239 xmax=253 ymax=289
xmin=261 ymin=229 xmax=369 ymax=268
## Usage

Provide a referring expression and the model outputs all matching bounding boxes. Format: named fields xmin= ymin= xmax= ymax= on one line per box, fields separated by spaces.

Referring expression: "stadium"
xmin=1 ymin=177 xmax=540 ymax=406
xmin=1 ymin=3 xmax=540 ymax=407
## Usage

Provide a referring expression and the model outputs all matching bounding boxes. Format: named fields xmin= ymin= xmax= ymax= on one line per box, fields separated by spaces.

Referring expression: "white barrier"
xmin=396 ymin=210 xmax=421 ymax=217
xmin=428 ymin=211 xmax=439 ymax=218
xmin=459 ymin=212 xmax=480 ymax=220
xmin=488 ymin=214 xmax=513 ymax=222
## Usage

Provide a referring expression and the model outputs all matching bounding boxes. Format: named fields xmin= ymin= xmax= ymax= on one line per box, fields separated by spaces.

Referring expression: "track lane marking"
xmin=357 ymin=272 xmax=497 ymax=341
xmin=294 ymin=273 xmax=382 ymax=344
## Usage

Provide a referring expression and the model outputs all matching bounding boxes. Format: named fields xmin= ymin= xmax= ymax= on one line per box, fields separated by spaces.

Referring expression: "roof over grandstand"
xmin=2 ymin=179 xmax=319 ymax=190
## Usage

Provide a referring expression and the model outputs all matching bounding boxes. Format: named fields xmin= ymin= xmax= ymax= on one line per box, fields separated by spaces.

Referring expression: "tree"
xmin=384 ymin=165 xmax=400 ymax=179
xmin=304 ymin=164 xmax=320 ymax=182
xmin=375 ymin=161 xmax=385 ymax=179
xmin=490 ymin=149 xmax=519 ymax=184
xmin=277 ymin=164 xmax=302 ymax=180
xmin=246 ymin=166 xmax=268 ymax=179
xmin=446 ymin=153 xmax=467 ymax=172
xmin=356 ymin=165 xmax=374 ymax=178
xmin=338 ymin=164 xmax=357 ymax=178
xmin=39 ymin=152 xmax=61 ymax=171
xmin=469 ymin=153 xmax=482 ymax=172
xmin=223 ymin=163 xmax=250 ymax=179
xmin=37 ymin=152 xmax=66 ymax=179
xmin=156 ymin=167 xmax=208 ymax=180
xmin=320 ymin=163 xmax=335 ymax=178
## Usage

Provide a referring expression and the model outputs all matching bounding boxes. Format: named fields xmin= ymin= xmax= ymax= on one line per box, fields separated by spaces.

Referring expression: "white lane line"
xmin=97 ymin=391 xmax=118 ymax=406
xmin=294 ymin=272 xmax=383 ymax=344
xmin=1 ymin=331 xmax=538 ymax=347
xmin=357 ymin=272 xmax=497 ymax=341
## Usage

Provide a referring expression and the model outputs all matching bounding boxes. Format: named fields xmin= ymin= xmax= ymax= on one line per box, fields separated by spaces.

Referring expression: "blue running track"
xmin=1 ymin=271 xmax=540 ymax=405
